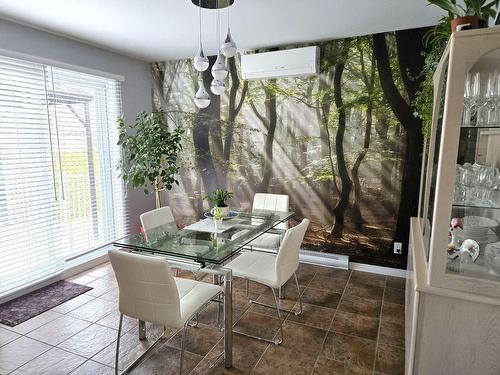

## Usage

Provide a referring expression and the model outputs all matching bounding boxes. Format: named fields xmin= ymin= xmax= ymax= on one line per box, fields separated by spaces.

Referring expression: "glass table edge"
xmin=112 ymin=211 xmax=295 ymax=266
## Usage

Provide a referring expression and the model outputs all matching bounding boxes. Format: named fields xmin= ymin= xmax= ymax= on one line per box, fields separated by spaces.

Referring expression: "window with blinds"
xmin=0 ymin=55 xmax=127 ymax=298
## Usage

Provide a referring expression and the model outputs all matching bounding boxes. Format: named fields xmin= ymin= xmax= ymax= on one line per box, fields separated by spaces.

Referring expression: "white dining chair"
xmin=140 ymin=206 xmax=184 ymax=276
xmin=140 ymin=206 xmax=175 ymax=232
xmin=108 ymin=249 xmax=223 ymax=375
xmin=249 ymin=193 xmax=289 ymax=250
xmin=225 ymin=218 xmax=309 ymax=345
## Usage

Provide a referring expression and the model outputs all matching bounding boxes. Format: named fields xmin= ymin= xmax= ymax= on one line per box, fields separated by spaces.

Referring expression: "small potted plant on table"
xmin=204 ymin=189 xmax=233 ymax=216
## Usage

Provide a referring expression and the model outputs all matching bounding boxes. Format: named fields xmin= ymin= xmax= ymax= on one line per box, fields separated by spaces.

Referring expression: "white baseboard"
xmin=299 ymin=250 xmax=349 ymax=270
xmin=246 ymin=247 xmax=405 ymax=278
xmin=349 ymin=261 xmax=406 ymax=278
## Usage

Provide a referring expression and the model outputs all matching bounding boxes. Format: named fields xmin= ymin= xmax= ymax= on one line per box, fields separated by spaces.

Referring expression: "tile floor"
xmin=0 ymin=262 xmax=406 ymax=375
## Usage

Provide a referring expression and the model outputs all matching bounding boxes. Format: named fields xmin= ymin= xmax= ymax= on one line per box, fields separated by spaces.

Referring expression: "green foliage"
xmin=204 ymin=189 xmax=233 ymax=207
xmin=428 ymin=0 xmax=499 ymax=20
xmin=117 ymin=109 xmax=184 ymax=194
xmin=413 ymin=17 xmax=452 ymax=139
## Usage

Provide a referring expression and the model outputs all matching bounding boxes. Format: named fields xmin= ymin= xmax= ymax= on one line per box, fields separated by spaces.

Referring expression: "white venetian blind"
xmin=0 ymin=55 xmax=127 ymax=298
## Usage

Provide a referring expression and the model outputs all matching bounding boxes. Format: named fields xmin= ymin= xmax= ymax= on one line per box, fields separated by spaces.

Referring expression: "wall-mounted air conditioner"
xmin=241 ymin=46 xmax=319 ymax=81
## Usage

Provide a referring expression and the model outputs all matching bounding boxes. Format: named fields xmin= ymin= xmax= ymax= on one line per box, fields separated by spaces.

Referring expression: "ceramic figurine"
xmin=449 ymin=217 xmax=463 ymax=248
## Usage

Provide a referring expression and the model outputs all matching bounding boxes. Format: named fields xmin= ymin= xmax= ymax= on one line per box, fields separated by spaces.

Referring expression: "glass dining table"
xmin=112 ymin=208 xmax=294 ymax=369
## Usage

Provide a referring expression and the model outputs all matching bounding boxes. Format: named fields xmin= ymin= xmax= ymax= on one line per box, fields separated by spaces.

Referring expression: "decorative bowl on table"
xmin=204 ymin=211 xmax=239 ymax=220
xmin=461 ymin=216 xmax=499 ymax=240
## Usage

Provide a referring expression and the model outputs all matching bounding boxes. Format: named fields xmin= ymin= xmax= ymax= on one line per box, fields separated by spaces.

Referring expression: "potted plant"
xmin=117 ymin=109 xmax=183 ymax=208
xmin=204 ymin=189 xmax=234 ymax=216
xmin=428 ymin=0 xmax=500 ymax=31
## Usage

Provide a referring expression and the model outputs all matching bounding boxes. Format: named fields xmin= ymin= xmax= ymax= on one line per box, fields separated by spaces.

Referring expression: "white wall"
xmin=0 ymin=19 xmax=155 ymax=231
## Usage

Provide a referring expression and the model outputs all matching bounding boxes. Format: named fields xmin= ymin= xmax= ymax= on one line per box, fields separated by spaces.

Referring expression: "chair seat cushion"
xmin=174 ymin=278 xmax=223 ymax=324
xmin=249 ymin=232 xmax=281 ymax=250
xmin=231 ymin=230 xmax=281 ymax=250
xmin=225 ymin=252 xmax=280 ymax=289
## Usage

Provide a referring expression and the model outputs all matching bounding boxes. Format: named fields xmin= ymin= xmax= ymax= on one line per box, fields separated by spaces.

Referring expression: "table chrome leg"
xmin=223 ymin=268 xmax=232 ymax=368
xmin=138 ymin=320 xmax=146 ymax=340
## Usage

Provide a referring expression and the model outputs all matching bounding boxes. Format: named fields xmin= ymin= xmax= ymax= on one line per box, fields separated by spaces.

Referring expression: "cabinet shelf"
xmin=453 ymin=203 xmax=500 ymax=210
xmin=461 ymin=125 xmax=500 ymax=129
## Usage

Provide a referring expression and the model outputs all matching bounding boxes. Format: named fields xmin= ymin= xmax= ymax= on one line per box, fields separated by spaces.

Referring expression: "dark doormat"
xmin=0 ymin=280 xmax=93 ymax=326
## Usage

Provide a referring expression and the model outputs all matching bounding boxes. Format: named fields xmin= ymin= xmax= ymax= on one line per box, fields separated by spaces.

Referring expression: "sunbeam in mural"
xmin=151 ymin=26 xmax=429 ymax=269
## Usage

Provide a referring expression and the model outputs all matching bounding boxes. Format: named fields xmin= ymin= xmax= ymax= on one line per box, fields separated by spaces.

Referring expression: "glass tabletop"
xmin=113 ymin=208 xmax=294 ymax=265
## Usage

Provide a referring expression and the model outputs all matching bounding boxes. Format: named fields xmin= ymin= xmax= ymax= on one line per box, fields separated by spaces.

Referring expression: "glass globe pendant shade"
xmin=193 ymin=47 xmax=209 ymax=72
xmin=194 ymin=85 xmax=210 ymax=108
xmin=220 ymin=28 xmax=237 ymax=57
xmin=210 ymin=79 xmax=226 ymax=95
xmin=211 ymin=52 xmax=228 ymax=80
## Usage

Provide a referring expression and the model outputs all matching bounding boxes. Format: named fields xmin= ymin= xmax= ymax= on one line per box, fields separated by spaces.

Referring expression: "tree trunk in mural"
xmin=193 ymin=56 xmax=220 ymax=195
xmin=373 ymin=29 xmax=426 ymax=251
xmin=250 ymin=80 xmax=278 ymax=192
xmin=224 ymin=57 xmax=248 ymax=161
xmin=351 ymin=40 xmax=376 ymax=230
xmin=375 ymin=111 xmax=398 ymax=216
xmin=331 ymin=40 xmax=352 ymax=238
xmin=260 ymin=80 xmax=277 ymax=192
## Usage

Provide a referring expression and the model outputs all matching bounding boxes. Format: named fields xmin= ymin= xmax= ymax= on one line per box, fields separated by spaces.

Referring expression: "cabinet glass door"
xmin=423 ymin=56 xmax=449 ymax=260
xmin=447 ymin=49 xmax=500 ymax=281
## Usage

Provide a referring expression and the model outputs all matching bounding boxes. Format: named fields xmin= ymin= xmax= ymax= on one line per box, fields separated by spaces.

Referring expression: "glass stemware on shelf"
xmin=454 ymin=163 xmax=500 ymax=207
xmin=463 ymin=71 xmax=500 ymax=127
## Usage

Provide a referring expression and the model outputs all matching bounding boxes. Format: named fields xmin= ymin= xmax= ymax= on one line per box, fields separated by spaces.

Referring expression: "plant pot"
xmin=451 ymin=16 xmax=479 ymax=32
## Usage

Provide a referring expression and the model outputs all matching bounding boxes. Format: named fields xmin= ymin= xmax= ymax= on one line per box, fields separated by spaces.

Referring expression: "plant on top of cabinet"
xmin=427 ymin=0 xmax=500 ymax=31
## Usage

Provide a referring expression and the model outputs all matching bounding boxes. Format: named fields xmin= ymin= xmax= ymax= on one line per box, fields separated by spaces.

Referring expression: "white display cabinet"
xmin=407 ymin=26 xmax=500 ymax=375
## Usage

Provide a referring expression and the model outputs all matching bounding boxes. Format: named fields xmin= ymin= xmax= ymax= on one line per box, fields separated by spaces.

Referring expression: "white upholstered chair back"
xmin=275 ymin=219 xmax=309 ymax=286
xmin=252 ymin=193 xmax=289 ymax=230
xmin=108 ymin=250 xmax=184 ymax=329
xmin=140 ymin=206 xmax=175 ymax=231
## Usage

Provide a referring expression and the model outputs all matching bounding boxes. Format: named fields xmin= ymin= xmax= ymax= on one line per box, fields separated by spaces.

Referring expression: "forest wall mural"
xmin=151 ymin=26 xmax=429 ymax=269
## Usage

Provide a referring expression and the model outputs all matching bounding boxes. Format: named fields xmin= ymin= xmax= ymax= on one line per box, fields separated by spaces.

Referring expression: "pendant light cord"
xmin=198 ymin=0 xmax=202 ymax=49
xmin=217 ymin=0 xmax=220 ymax=46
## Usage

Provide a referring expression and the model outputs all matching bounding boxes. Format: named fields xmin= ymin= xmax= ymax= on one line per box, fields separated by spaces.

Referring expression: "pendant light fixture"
xmin=210 ymin=79 xmax=226 ymax=95
xmin=193 ymin=0 xmax=209 ymax=72
xmin=211 ymin=1 xmax=228 ymax=93
xmin=220 ymin=3 xmax=237 ymax=57
xmin=194 ymin=84 xmax=210 ymax=108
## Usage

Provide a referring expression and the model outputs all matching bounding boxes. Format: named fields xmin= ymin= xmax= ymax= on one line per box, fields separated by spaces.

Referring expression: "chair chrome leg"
xmin=115 ymin=314 xmax=123 ymax=375
xmin=179 ymin=323 xmax=188 ymax=375
xmin=293 ymin=273 xmax=303 ymax=315
xmin=270 ymin=287 xmax=283 ymax=345
xmin=278 ymin=285 xmax=286 ymax=299
xmin=189 ymin=313 xmax=199 ymax=327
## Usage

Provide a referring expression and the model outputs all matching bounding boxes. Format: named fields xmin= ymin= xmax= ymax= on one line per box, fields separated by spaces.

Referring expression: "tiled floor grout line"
xmin=2 ymin=271 xmax=122 ymax=374
xmin=371 ymin=278 xmax=387 ymax=374
xmin=2 ymin=265 xmax=405 ymax=375
xmin=308 ymin=269 xmax=353 ymax=375
xmin=247 ymin=269 xmax=317 ymax=375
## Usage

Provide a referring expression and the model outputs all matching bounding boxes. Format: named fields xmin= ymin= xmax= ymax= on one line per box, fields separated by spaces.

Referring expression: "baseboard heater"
xmin=299 ymin=249 xmax=349 ymax=270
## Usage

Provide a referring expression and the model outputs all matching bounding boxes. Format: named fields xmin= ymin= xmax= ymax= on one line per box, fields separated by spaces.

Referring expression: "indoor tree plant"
xmin=117 ymin=109 xmax=183 ymax=208
xmin=428 ymin=0 xmax=500 ymax=31
xmin=204 ymin=189 xmax=234 ymax=216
